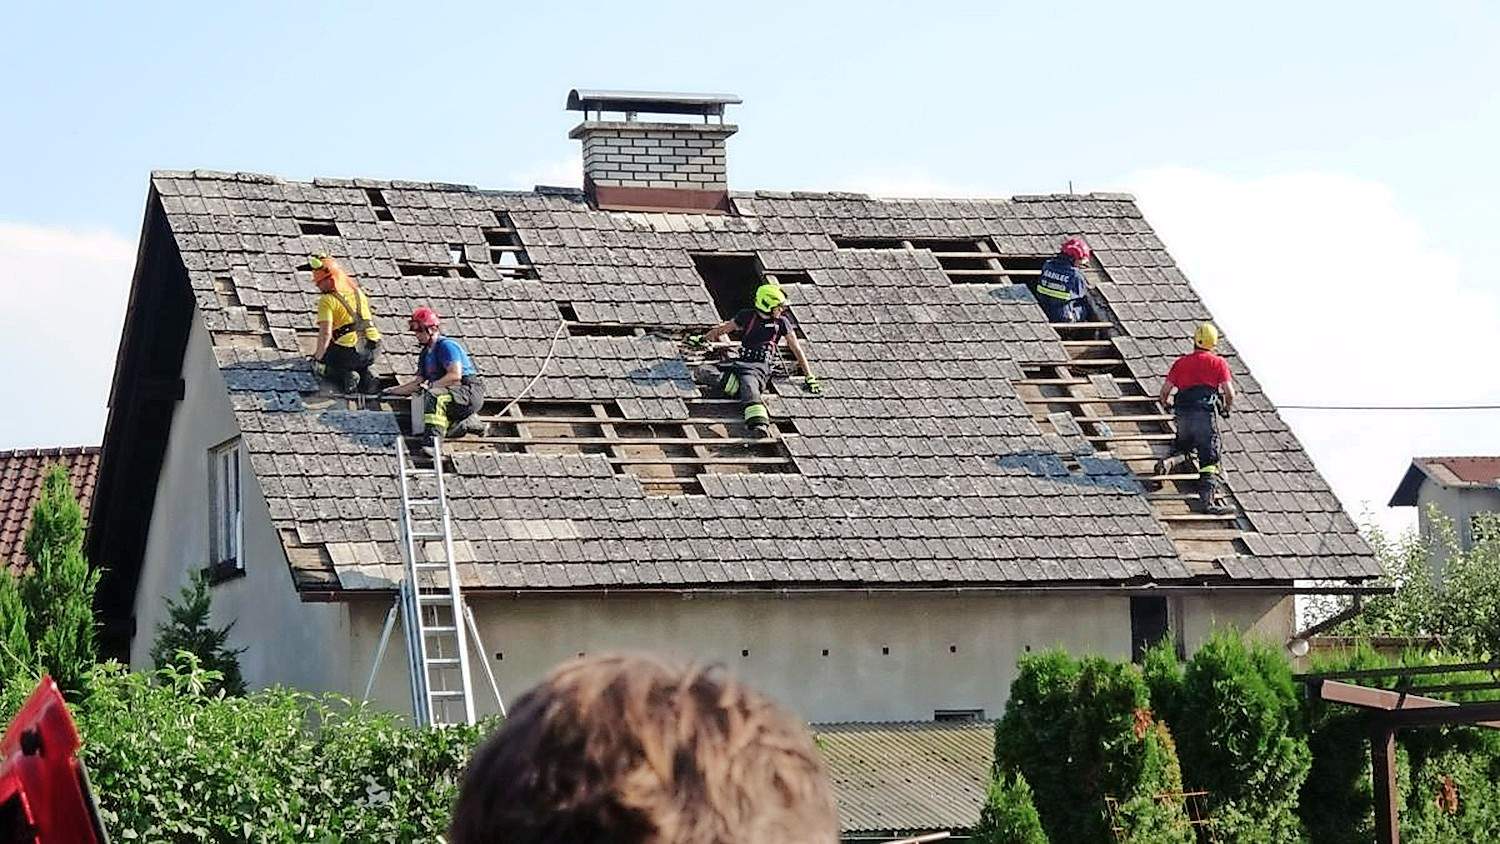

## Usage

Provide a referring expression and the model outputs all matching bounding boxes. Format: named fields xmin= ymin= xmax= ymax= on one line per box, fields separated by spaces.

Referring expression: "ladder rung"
xmin=429 ymin=690 xmax=467 ymax=699
xmin=411 ymin=530 xmax=444 ymax=539
xmin=424 ymin=626 xmax=458 ymax=634
xmin=419 ymin=593 xmax=456 ymax=604
xmin=426 ymin=658 xmax=462 ymax=666
xmin=407 ymin=498 xmax=440 ymax=506
xmin=414 ymin=562 xmax=449 ymax=569
xmin=403 ymin=467 xmax=437 ymax=477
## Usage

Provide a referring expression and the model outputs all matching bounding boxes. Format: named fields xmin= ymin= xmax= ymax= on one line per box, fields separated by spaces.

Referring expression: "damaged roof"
xmin=93 ymin=170 xmax=1379 ymax=606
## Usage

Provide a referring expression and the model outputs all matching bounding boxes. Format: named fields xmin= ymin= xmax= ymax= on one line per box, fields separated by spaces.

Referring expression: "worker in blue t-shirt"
xmin=389 ymin=307 xmax=486 ymax=439
xmin=1032 ymin=237 xmax=1099 ymax=324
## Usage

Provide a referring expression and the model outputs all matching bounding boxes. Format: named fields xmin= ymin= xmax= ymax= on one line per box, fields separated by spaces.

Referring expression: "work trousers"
xmin=715 ymin=359 xmax=773 ymax=429
xmin=417 ymin=376 xmax=487 ymax=436
xmin=322 ymin=340 xmax=381 ymax=394
xmin=1171 ymin=407 xmax=1224 ymax=505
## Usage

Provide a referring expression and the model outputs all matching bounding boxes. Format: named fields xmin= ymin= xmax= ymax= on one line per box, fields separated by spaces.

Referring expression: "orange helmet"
xmin=309 ymin=254 xmax=348 ymax=293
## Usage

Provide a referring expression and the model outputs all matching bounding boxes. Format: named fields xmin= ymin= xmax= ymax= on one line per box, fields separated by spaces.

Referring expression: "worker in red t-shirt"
xmin=1155 ymin=322 xmax=1236 ymax=515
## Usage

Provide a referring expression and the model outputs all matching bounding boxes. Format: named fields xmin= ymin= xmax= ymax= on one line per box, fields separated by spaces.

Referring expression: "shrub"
xmin=973 ymin=771 xmax=1047 ymax=844
xmin=150 ymin=569 xmax=246 ymax=696
xmin=1169 ymin=630 xmax=1310 ymax=842
xmin=20 ymin=658 xmax=493 ymax=841
xmin=996 ymin=650 xmax=1193 ymax=843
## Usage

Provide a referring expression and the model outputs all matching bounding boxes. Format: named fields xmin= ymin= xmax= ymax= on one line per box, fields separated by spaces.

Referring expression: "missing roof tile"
xmin=766 ymin=271 xmax=814 ymax=285
xmin=691 ymin=253 xmax=764 ymax=320
xmin=365 ymin=188 xmax=395 ymax=222
xmin=448 ymin=243 xmax=466 ymax=265
xmin=297 ymin=219 xmax=340 ymax=236
xmin=482 ymin=212 xmax=538 ymax=279
xmin=397 ymin=261 xmax=478 ymax=279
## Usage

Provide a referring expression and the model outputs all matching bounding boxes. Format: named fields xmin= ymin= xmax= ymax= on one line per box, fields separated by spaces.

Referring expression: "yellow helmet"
xmin=754 ymin=282 xmax=788 ymax=313
xmin=1193 ymin=321 xmax=1219 ymax=350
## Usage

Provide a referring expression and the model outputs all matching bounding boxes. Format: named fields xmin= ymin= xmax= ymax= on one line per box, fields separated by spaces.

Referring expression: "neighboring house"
xmin=1390 ymin=456 xmax=1500 ymax=557
xmin=815 ymin=720 xmax=992 ymax=842
xmin=0 ymin=446 xmax=100 ymax=572
xmin=89 ymin=89 xmax=1380 ymax=724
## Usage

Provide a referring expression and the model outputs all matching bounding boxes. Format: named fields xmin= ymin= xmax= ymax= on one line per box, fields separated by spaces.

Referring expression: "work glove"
xmin=685 ymin=333 xmax=707 ymax=349
xmin=804 ymin=374 xmax=824 ymax=394
xmin=310 ymin=357 xmax=327 ymax=378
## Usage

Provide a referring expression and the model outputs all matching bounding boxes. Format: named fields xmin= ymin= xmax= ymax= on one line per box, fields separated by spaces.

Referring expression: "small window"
xmin=935 ymin=708 xmax=984 ymax=722
xmin=1470 ymin=513 xmax=1498 ymax=549
xmin=208 ymin=438 xmax=243 ymax=571
xmin=1130 ymin=597 xmax=1169 ymax=662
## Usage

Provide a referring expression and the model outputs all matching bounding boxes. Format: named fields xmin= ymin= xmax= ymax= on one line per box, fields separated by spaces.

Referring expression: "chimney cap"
xmin=566 ymin=89 xmax=742 ymax=118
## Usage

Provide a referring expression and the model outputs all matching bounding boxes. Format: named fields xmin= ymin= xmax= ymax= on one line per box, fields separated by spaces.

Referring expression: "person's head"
xmin=1059 ymin=236 xmax=1090 ymax=264
xmin=1193 ymin=321 xmax=1219 ymax=351
xmin=409 ymin=306 xmax=441 ymax=347
xmin=448 ymin=652 xmax=838 ymax=844
xmin=309 ymin=254 xmax=346 ymax=293
xmin=753 ymin=283 xmax=788 ymax=319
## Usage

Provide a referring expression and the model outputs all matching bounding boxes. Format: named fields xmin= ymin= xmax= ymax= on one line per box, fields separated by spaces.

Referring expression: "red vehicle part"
xmin=0 ymin=676 xmax=107 ymax=843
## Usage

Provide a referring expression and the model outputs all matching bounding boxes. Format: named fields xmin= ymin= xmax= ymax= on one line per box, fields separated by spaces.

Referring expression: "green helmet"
xmin=754 ymin=283 xmax=788 ymax=313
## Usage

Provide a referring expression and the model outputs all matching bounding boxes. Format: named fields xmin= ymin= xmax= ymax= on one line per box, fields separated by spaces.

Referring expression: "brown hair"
xmin=448 ymin=652 xmax=838 ymax=844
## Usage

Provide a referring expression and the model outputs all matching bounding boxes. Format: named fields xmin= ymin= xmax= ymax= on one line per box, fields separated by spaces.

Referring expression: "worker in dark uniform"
xmin=389 ymin=307 xmax=486 ymax=439
xmin=694 ymin=283 xmax=820 ymax=438
xmin=1155 ymin=322 xmax=1236 ymax=515
xmin=308 ymin=254 xmax=382 ymax=393
xmin=1032 ymin=237 xmax=1098 ymax=324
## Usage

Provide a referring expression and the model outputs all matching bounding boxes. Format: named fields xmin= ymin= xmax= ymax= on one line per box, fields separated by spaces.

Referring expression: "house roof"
xmin=92 ymin=169 xmax=1379 ymax=612
xmin=0 ymin=446 xmax=100 ymax=571
xmin=813 ymin=720 xmax=993 ymax=837
xmin=1390 ymin=456 xmax=1500 ymax=506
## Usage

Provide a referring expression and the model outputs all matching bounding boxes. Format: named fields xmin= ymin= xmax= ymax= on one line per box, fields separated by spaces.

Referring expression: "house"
xmin=1 ymin=446 xmax=100 ymax=572
xmin=1390 ymin=456 xmax=1500 ymax=555
xmin=89 ymin=89 xmax=1381 ymax=726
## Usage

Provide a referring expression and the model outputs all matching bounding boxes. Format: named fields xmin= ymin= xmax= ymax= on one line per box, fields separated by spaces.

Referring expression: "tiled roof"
xmin=814 ymin=720 xmax=993 ymax=836
xmin=1390 ymin=456 xmax=1500 ymax=506
xmin=134 ymin=170 xmax=1378 ymax=593
xmin=0 ymin=446 xmax=100 ymax=571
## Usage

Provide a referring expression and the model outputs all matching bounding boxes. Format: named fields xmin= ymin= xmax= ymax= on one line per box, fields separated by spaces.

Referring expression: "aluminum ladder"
xmin=365 ymin=435 xmax=503 ymax=726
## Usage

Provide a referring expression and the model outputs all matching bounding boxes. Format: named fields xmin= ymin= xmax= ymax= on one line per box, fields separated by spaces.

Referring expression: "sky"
xmin=2 ymin=1 xmax=1497 ymax=534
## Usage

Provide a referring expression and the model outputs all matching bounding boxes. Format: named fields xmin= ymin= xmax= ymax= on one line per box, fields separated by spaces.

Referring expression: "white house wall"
xmin=350 ymin=590 xmax=1293 ymax=723
xmin=129 ymin=310 xmax=351 ymax=694
xmin=1416 ymin=481 xmax=1500 ymax=565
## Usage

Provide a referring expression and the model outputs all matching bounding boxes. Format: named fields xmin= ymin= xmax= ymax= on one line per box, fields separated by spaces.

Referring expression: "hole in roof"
xmin=397 ymin=262 xmax=478 ymax=279
xmin=691 ymin=253 xmax=764 ymax=320
xmin=766 ymin=271 xmax=814 ymax=285
xmin=482 ymin=213 xmax=537 ymax=279
xmin=297 ymin=219 xmax=340 ymax=236
xmin=555 ymin=301 xmax=580 ymax=322
xmin=448 ymin=244 xmax=467 ymax=265
xmin=365 ymin=188 xmax=395 ymax=222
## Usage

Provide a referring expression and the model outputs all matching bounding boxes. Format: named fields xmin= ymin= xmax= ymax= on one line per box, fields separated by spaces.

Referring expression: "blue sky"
xmin=2 ymin=1 xmax=1497 ymax=531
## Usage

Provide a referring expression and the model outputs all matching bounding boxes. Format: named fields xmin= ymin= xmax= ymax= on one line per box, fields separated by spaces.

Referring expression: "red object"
xmin=0 ymin=676 xmax=106 ymax=843
xmin=408 ymin=306 xmax=441 ymax=329
xmin=1060 ymin=237 xmax=1090 ymax=262
xmin=1166 ymin=349 xmax=1232 ymax=390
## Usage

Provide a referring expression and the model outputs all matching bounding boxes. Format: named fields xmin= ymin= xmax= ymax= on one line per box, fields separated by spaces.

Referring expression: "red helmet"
xmin=409 ymin=307 xmax=441 ymax=330
xmin=1060 ymin=237 xmax=1090 ymax=262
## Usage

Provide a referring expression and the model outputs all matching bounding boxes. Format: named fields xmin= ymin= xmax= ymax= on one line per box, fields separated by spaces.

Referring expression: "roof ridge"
xmin=0 ymin=445 xmax=100 ymax=459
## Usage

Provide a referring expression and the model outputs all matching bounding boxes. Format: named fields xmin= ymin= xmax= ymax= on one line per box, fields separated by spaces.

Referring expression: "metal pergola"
xmin=1297 ymin=660 xmax=1500 ymax=844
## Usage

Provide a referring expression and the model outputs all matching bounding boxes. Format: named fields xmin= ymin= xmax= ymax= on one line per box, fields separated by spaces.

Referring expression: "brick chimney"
xmin=566 ymin=89 xmax=741 ymax=214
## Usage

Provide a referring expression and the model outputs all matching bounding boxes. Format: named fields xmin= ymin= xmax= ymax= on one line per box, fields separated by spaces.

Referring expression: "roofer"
xmin=692 ymin=282 xmax=820 ymax=438
xmin=1155 ymin=322 xmax=1235 ymax=516
xmin=1032 ymin=236 xmax=1099 ymax=324
xmin=388 ymin=307 xmax=486 ymax=439
xmin=308 ymin=254 xmax=382 ymax=394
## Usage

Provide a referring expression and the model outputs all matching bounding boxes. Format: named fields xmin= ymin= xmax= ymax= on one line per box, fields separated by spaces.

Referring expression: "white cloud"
xmin=0 ymin=223 xmax=135 ymax=449
xmin=1122 ymin=168 xmax=1500 ymax=535
xmin=509 ymin=153 xmax=582 ymax=189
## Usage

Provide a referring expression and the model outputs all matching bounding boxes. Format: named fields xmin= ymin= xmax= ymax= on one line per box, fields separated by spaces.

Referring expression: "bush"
xmin=996 ymin=650 xmax=1193 ymax=843
xmin=973 ymin=771 xmax=1047 ymax=844
xmin=150 ymin=570 xmax=246 ymax=696
xmin=1165 ymin=630 xmax=1310 ymax=842
xmin=11 ymin=658 xmax=493 ymax=841
xmin=0 ymin=465 xmax=99 ymax=698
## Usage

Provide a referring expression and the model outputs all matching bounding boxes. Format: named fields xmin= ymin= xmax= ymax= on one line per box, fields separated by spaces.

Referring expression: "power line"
xmin=1279 ymin=404 xmax=1500 ymax=411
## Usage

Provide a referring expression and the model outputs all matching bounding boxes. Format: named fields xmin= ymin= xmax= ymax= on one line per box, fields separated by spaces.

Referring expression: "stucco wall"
xmin=129 ymin=312 xmax=351 ymax=694
xmin=1417 ymin=482 xmax=1500 ymax=568
xmin=350 ymin=589 xmax=1292 ymax=723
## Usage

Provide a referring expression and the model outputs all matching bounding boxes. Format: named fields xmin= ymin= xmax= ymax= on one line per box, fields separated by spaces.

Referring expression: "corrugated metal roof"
xmin=814 ymin=720 xmax=994 ymax=836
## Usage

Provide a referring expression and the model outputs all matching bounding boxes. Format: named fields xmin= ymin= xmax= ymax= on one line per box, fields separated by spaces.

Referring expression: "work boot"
xmin=748 ymin=421 xmax=772 ymax=439
xmin=1198 ymin=477 xmax=1233 ymax=516
xmin=424 ymin=424 xmax=444 ymax=441
xmin=339 ymin=370 xmax=360 ymax=394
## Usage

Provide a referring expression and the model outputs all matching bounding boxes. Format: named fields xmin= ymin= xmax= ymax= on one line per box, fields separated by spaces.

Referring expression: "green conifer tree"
xmin=16 ymin=464 xmax=98 ymax=697
xmin=150 ymin=570 xmax=245 ymax=696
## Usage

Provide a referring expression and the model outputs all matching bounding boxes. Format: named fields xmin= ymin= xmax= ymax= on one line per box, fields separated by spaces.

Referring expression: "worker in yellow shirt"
xmin=309 ymin=254 xmax=382 ymax=393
